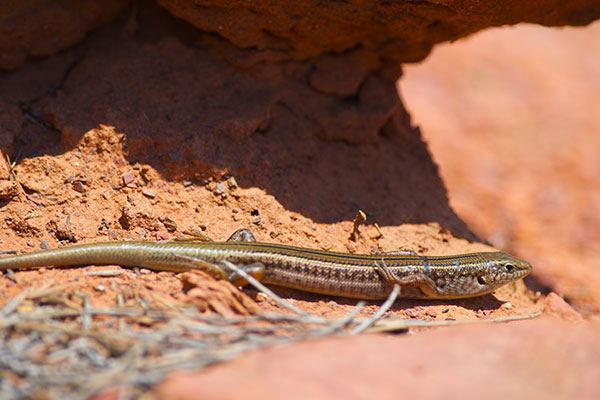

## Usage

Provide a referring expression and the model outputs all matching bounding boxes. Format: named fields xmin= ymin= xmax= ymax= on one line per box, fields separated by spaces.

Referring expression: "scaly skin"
xmin=0 ymin=234 xmax=531 ymax=300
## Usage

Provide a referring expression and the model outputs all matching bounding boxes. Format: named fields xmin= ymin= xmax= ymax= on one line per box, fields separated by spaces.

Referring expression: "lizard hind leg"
xmin=226 ymin=229 xmax=257 ymax=242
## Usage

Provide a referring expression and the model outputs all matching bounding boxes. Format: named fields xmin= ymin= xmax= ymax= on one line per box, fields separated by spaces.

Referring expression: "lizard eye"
xmin=505 ymin=264 xmax=515 ymax=273
xmin=477 ymin=276 xmax=486 ymax=285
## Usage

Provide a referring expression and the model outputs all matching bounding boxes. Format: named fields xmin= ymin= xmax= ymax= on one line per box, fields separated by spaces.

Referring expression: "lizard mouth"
xmin=476 ymin=267 xmax=531 ymax=287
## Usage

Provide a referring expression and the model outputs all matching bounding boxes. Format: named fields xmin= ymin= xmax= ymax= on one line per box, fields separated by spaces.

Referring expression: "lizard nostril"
xmin=477 ymin=276 xmax=486 ymax=285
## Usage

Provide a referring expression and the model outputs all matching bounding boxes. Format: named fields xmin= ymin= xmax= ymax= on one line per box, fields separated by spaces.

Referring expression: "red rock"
xmin=157 ymin=320 xmax=600 ymax=399
xmin=401 ymin=23 xmax=600 ymax=314
xmin=545 ymin=292 xmax=584 ymax=321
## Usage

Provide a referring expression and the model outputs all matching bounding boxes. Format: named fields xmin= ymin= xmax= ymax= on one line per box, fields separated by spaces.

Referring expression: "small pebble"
xmin=425 ymin=309 xmax=439 ymax=318
xmin=226 ymin=176 xmax=238 ymax=188
xmin=121 ymin=171 xmax=135 ymax=185
xmin=142 ymin=188 xmax=158 ymax=198
xmin=162 ymin=218 xmax=178 ymax=232
xmin=72 ymin=180 xmax=86 ymax=193
xmin=213 ymin=182 xmax=227 ymax=196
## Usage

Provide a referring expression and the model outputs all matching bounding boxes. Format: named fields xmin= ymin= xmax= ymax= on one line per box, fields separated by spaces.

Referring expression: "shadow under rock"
xmin=0 ymin=2 xmax=475 ymax=240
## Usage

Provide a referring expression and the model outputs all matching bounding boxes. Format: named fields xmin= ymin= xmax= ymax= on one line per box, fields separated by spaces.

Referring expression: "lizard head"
xmin=432 ymin=251 xmax=532 ymax=299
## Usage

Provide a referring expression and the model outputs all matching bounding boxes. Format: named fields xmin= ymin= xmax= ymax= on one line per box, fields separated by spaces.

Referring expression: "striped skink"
xmin=0 ymin=229 xmax=531 ymax=300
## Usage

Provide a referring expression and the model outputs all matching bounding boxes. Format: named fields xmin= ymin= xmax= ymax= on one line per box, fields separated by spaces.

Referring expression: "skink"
xmin=0 ymin=229 xmax=531 ymax=300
